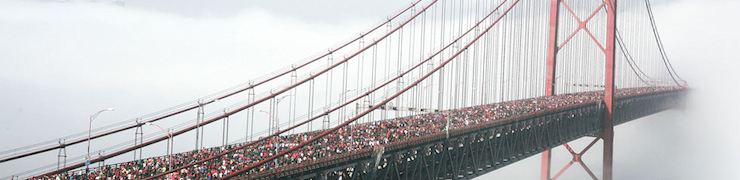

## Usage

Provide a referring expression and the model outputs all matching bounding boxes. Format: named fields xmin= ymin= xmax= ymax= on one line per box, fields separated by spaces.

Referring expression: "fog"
xmin=481 ymin=0 xmax=740 ymax=179
xmin=0 ymin=0 xmax=738 ymax=179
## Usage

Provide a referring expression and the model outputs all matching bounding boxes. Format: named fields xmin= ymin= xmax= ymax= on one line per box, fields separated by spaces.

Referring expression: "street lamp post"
xmin=263 ymin=94 xmax=291 ymax=135
xmin=258 ymin=109 xmax=280 ymax=168
xmin=146 ymin=122 xmax=173 ymax=170
xmin=259 ymin=110 xmax=278 ymax=134
xmin=85 ymin=108 xmax=114 ymax=175
xmin=276 ymin=94 xmax=291 ymax=104
xmin=275 ymin=94 xmax=291 ymax=133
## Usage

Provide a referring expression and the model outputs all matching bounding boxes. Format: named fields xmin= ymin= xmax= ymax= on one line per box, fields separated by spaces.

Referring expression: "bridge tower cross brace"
xmin=541 ymin=0 xmax=617 ymax=180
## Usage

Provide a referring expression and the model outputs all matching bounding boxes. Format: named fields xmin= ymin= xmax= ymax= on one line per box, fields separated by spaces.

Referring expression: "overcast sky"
xmin=0 ymin=0 xmax=739 ymax=179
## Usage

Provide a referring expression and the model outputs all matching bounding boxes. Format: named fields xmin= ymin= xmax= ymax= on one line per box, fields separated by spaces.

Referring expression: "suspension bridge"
xmin=0 ymin=0 xmax=687 ymax=179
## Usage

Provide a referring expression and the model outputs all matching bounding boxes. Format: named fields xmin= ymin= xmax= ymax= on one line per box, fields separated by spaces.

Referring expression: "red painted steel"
xmin=34 ymin=0 xmax=432 ymax=177
xmin=544 ymin=0 xmax=559 ymax=97
xmin=556 ymin=0 xmax=608 ymax=51
xmin=603 ymin=0 xmax=617 ymax=180
xmin=219 ymin=1 xmax=522 ymax=179
xmin=0 ymin=0 xmax=425 ymax=165
xmin=544 ymin=0 xmax=618 ymax=180
xmin=143 ymin=0 xmax=496 ymax=178
xmin=552 ymin=137 xmax=601 ymax=180
xmin=541 ymin=150 xmax=552 ymax=180
xmin=542 ymin=0 xmax=560 ymax=179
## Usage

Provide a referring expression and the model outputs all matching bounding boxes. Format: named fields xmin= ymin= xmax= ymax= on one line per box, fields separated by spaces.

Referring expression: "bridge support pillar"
xmin=542 ymin=0 xmax=617 ymax=180
xmin=551 ymin=137 xmax=602 ymax=180
xmin=603 ymin=1 xmax=618 ymax=180
xmin=541 ymin=150 xmax=551 ymax=180
xmin=541 ymin=0 xmax=560 ymax=179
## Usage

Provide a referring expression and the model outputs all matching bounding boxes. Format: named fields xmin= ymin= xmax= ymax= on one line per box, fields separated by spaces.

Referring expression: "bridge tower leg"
xmin=541 ymin=0 xmax=560 ymax=179
xmin=542 ymin=0 xmax=617 ymax=180
xmin=603 ymin=0 xmax=618 ymax=179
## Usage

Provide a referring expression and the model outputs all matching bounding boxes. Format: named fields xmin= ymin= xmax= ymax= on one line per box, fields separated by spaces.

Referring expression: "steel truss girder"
xmin=240 ymin=91 xmax=685 ymax=180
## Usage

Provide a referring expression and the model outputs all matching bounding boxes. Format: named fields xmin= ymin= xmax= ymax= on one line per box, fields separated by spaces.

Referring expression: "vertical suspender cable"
xmin=644 ymin=0 xmax=683 ymax=86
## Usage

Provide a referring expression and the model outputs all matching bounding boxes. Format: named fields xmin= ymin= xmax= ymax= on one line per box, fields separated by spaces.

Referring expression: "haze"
xmin=1 ymin=0 xmax=738 ymax=179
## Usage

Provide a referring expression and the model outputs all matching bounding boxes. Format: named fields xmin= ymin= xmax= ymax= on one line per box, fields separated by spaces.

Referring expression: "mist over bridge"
xmin=0 ymin=0 xmax=688 ymax=179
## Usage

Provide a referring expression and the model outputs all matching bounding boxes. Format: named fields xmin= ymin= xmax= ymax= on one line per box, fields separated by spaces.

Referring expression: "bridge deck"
xmin=42 ymin=87 xmax=686 ymax=179
xmin=244 ymin=88 xmax=685 ymax=180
